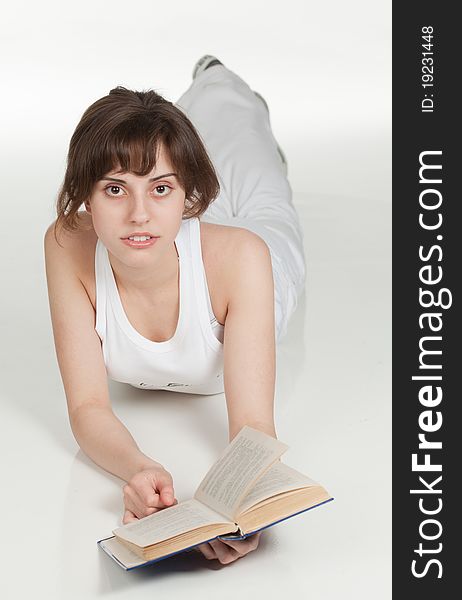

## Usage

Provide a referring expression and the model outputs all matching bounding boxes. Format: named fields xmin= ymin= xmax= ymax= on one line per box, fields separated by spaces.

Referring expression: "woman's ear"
xmin=84 ymin=200 xmax=92 ymax=214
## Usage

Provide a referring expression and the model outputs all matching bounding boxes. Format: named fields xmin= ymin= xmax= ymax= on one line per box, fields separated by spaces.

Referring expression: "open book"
xmin=98 ymin=426 xmax=333 ymax=570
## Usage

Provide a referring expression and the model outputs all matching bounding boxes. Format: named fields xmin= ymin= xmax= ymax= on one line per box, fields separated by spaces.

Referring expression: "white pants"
xmin=176 ymin=64 xmax=306 ymax=343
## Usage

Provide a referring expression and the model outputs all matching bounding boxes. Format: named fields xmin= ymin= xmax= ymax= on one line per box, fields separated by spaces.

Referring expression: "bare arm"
xmin=70 ymin=405 xmax=162 ymax=482
xmin=196 ymin=229 xmax=276 ymax=564
xmin=221 ymin=229 xmax=278 ymax=443
xmin=44 ymin=223 xmax=161 ymax=482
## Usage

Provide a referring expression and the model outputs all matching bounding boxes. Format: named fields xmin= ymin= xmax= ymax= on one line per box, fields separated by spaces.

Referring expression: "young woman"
xmin=44 ymin=55 xmax=306 ymax=565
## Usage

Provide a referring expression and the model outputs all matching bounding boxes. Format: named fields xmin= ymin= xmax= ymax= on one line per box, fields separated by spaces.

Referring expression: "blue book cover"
xmin=97 ymin=497 xmax=334 ymax=571
xmin=97 ymin=427 xmax=333 ymax=570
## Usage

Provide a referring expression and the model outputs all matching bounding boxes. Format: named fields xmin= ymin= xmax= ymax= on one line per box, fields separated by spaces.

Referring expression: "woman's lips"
xmin=122 ymin=237 xmax=159 ymax=248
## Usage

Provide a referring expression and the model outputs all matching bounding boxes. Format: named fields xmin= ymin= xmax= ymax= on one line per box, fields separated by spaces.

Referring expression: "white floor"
xmin=1 ymin=2 xmax=391 ymax=598
xmin=0 ymin=178 xmax=391 ymax=600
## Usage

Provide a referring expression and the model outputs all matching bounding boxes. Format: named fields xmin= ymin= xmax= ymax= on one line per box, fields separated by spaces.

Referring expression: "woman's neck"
xmin=108 ymin=242 xmax=179 ymax=297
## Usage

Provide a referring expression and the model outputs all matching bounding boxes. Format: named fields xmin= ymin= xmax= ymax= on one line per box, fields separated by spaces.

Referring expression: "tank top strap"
xmin=95 ymin=238 xmax=107 ymax=341
xmin=188 ymin=217 xmax=223 ymax=349
xmin=174 ymin=217 xmax=189 ymax=260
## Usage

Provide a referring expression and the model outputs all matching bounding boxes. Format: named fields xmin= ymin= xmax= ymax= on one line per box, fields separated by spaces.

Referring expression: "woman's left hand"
xmin=195 ymin=532 xmax=261 ymax=564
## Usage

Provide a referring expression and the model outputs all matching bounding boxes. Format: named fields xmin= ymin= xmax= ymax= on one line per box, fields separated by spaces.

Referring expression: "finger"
xmin=123 ymin=484 xmax=162 ymax=519
xmin=140 ymin=489 xmax=162 ymax=509
xmin=248 ymin=532 xmax=261 ymax=550
xmin=208 ymin=539 xmax=241 ymax=564
xmin=122 ymin=508 xmax=138 ymax=524
xmin=195 ymin=542 xmax=217 ymax=560
xmin=140 ymin=491 xmax=177 ymax=511
xmin=137 ymin=472 xmax=175 ymax=508
xmin=131 ymin=477 xmax=164 ymax=509
xmin=221 ymin=532 xmax=261 ymax=553
xmin=122 ymin=485 xmax=142 ymax=517
xmin=127 ymin=476 xmax=166 ymax=512
xmin=123 ymin=484 xmax=150 ymax=518
xmin=156 ymin=471 xmax=175 ymax=506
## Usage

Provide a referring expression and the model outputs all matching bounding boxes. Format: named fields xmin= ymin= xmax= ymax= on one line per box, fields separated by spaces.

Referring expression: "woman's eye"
xmin=105 ymin=185 xmax=124 ymax=196
xmin=154 ymin=185 xmax=172 ymax=197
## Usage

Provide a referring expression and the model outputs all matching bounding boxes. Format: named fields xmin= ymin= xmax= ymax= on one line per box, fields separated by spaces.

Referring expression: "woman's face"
xmin=85 ymin=144 xmax=186 ymax=267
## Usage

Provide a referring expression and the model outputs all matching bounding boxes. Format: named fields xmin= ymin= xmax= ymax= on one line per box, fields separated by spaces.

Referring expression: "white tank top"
xmin=95 ymin=217 xmax=225 ymax=395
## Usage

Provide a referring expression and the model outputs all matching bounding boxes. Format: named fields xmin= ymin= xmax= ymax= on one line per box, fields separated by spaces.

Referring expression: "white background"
xmin=0 ymin=1 xmax=391 ymax=598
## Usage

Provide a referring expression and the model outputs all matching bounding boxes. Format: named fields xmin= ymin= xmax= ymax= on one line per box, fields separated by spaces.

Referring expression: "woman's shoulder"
xmin=199 ymin=220 xmax=269 ymax=288
xmin=199 ymin=220 xmax=269 ymax=325
xmin=46 ymin=209 xmax=97 ymax=256
xmin=199 ymin=219 xmax=265 ymax=250
xmin=44 ymin=211 xmax=98 ymax=302
xmin=199 ymin=220 xmax=268 ymax=263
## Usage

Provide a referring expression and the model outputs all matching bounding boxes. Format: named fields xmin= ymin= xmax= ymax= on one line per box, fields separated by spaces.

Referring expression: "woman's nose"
xmin=127 ymin=194 xmax=151 ymax=222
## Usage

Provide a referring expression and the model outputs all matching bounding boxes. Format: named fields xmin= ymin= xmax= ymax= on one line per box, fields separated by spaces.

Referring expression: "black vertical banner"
xmin=393 ymin=1 xmax=459 ymax=596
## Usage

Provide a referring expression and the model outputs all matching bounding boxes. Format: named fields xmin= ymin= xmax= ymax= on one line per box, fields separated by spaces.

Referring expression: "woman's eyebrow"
xmin=100 ymin=173 xmax=177 ymax=183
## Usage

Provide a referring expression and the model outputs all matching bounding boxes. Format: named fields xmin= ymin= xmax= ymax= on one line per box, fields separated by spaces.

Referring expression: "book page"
xmin=112 ymin=498 xmax=234 ymax=548
xmin=236 ymin=461 xmax=320 ymax=514
xmin=194 ymin=425 xmax=288 ymax=520
xmin=99 ymin=536 xmax=148 ymax=570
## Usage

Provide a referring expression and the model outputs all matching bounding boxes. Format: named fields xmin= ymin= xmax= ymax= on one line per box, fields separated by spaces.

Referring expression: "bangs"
xmin=98 ymin=118 xmax=171 ymax=178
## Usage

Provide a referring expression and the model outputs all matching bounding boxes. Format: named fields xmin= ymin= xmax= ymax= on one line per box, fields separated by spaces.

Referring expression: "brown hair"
xmin=54 ymin=86 xmax=220 ymax=243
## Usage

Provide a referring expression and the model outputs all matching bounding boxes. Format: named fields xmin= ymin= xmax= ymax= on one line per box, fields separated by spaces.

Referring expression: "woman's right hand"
xmin=122 ymin=464 xmax=178 ymax=524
